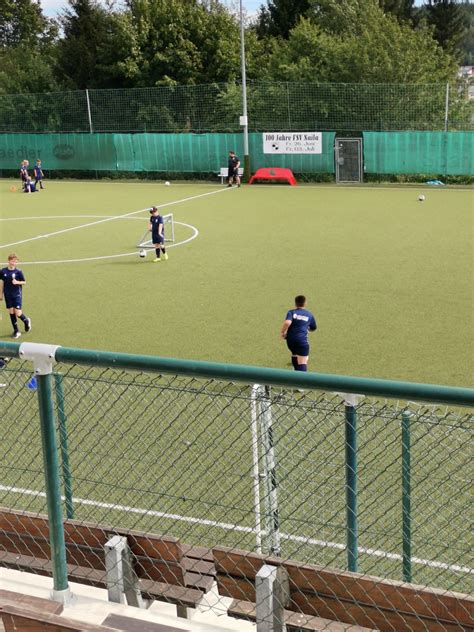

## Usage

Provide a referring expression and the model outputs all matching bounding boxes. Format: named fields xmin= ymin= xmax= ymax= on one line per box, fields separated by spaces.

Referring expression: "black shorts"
xmin=152 ymin=233 xmax=164 ymax=245
xmin=286 ymin=339 xmax=309 ymax=357
xmin=4 ymin=294 xmax=22 ymax=310
xmin=228 ymin=167 xmax=238 ymax=178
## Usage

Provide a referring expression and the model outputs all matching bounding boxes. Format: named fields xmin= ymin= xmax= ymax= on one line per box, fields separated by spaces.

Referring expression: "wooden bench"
xmin=213 ymin=546 xmax=474 ymax=632
xmin=0 ymin=508 xmax=215 ymax=614
xmin=217 ymin=167 xmax=243 ymax=184
xmin=0 ymin=604 xmax=120 ymax=632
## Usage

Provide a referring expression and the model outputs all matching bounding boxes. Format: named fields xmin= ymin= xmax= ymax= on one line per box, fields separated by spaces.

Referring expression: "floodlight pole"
xmin=240 ymin=0 xmax=250 ymax=181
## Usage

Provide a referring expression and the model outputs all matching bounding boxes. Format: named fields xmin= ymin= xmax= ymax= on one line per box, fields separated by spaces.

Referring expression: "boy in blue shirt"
xmin=149 ymin=207 xmax=169 ymax=262
xmin=280 ymin=295 xmax=317 ymax=371
xmin=20 ymin=160 xmax=29 ymax=185
xmin=34 ymin=160 xmax=44 ymax=189
xmin=23 ymin=176 xmax=37 ymax=193
xmin=0 ymin=253 xmax=32 ymax=339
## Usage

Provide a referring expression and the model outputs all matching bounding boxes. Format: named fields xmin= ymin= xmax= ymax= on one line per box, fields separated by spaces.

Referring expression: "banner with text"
xmin=263 ymin=132 xmax=322 ymax=154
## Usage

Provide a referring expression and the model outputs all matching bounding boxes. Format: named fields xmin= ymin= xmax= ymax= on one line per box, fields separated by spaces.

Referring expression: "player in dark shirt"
xmin=0 ymin=253 xmax=32 ymax=339
xmin=23 ymin=176 xmax=37 ymax=193
xmin=20 ymin=160 xmax=29 ymax=185
xmin=227 ymin=151 xmax=241 ymax=188
xmin=149 ymin=207 xmax=168 ymax=263
xmin=34 ymin=160 xmax=44 ymax=189
xmin=280 ymin=295 xmax=317 ymax=371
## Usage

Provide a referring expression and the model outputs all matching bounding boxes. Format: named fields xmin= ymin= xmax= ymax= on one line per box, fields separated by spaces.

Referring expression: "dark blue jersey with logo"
xmin=0 ymin=267 xmax=25 ymax=299
xmin=285 ymin=308 xmax=317 ymax=342
xmin=20 ymin=165 xmax=28 ymax=181
xmin=34 ymin=165 xmax=43 ymax=179
xmin=150 ymin=214 xmax=164 ymax=237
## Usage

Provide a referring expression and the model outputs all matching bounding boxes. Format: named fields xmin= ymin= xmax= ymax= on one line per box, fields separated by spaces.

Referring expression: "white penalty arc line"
xmin=0 ymin=485 xmax=471 ymax=575
xmin=0 ymin=187 xmax=228 ymax=250
xmin=14 ymin=222 xmax=199 ymax=265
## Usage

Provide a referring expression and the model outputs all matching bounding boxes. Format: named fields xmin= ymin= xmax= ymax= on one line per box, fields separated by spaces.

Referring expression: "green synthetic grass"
xmin=0 ymin=179 xmax=472 ymax=386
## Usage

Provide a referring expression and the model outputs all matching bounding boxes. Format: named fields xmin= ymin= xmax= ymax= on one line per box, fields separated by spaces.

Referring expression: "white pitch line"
xmin=18 ymin=222 xmax=199 ymax=265
xmin=0 ymin=187 xmax=228 ymax=250
xmin=0 ymin=484 xmax=471 ymax=575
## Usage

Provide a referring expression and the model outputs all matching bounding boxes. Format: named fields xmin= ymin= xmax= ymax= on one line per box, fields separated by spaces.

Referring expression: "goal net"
xmin=136 ymin=212 xmax=175 ymax=250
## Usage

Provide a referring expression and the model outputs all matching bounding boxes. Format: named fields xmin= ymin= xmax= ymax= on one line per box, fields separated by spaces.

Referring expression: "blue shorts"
xmin=152 ymin=234 xmax=164 ymax=245
xmin=286 ymin=338 xmax=309 ymax=357
xmin=5 ymin=294 xmax=22 ymax=310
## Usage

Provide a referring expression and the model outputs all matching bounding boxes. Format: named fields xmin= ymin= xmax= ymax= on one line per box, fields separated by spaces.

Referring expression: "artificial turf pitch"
xmin=0 ymin=179 xmax=472 ymax=387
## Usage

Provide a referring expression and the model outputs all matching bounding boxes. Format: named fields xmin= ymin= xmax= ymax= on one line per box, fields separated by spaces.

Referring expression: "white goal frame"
xmin=136 ymin=213 xmax=175 ymax=250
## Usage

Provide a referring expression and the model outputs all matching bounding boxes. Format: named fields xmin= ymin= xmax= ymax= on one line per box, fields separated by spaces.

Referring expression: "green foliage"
xmin=0 ymin=0 xmax=56 ymax=47
xmin=269 ymin=1 xmax=457 ymax=84
xmin=378 ymin=0 xmax=415 ymax=22
xmin=0 ymin=0 xmax=58 ymax=94
xmin=256 ymin=0 xmax=312 ymax=39
xmin=423 ymin=0 xmax=468 ymax=56
xmin=56 ymin=0 xmax=123 ymax=89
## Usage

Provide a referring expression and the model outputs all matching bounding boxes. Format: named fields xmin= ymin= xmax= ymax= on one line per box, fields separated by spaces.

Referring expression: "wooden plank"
xmin=181 ymin=545 xmax=213 ymax=562
xmin=0 ymin=508 xmax=183 ymax=564
xmin=213 ymin=546 xmax=474 ymax=626
xmin=216 ymin=574 xmax=474 ymax=632
xmin=0 ymin=589 xmax=63 ymax=615
xmin=103 ymin=613 xmax=190 ymax=632
xmin=1 ymin=606 xmax=119 ymax=631
xmin=181 ymin=556 xmax=215 ymax=577
xmin=183 ymin=571 xmax=213 ymax=593
xmin=227 ymin=599 xmax=377 ymax=631
xmin=0 ymin=552 xmax=204 ymax=608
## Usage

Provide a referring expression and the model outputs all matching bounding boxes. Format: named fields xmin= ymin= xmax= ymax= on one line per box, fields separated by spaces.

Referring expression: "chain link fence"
xmin=0 ymin=80 xmax=472 ymax=133
xmin=0 ymin=347 xmax=472 ymax=630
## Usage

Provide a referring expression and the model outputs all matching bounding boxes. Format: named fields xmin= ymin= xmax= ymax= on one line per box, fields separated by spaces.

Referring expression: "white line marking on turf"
xmin=0 ymin=187 xmax=228 ymax=250
xmin=12 ymin=222 xmax=199 ymax=265
xmin=0 ymin=485 xmax=471 ymax=575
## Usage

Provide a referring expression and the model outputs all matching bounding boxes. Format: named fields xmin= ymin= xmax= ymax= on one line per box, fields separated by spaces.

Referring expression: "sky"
xmin=39 ymin=0 xmax=424 ymax=19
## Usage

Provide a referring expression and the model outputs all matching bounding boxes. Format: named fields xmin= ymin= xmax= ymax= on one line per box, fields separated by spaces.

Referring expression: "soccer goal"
xmin=136 ymin=212 xmax=175 ymax=250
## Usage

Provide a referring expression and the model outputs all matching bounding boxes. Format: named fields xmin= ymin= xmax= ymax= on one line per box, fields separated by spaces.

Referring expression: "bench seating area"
xmin=217 ymin=167 xmax=243 ymax=184
xmin=213 ymin=546 xmax=474 ymax=632
xmin=0 ymin=507 xmax=214 ymax=613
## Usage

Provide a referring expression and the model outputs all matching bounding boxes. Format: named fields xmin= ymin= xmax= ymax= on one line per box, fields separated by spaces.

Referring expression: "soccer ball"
xmin=418 ymin=194 xmax=425 ymax=202
xmin=165 ymin=181 xmax=170 ymax=186
xmin=139 ymin=249 xmax=147 ymax=258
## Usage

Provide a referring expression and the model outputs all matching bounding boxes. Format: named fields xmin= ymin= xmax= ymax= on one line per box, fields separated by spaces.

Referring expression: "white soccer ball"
xmin=418 ymin=194 xmax=425 ymax=202
xmin=165 ymin=181 xmax=170 ymax=186
xmin=139 ymin=249 xmax=147 ymax=258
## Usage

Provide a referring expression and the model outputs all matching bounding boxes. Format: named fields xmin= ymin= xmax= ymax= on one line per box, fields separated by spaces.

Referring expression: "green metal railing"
xmin=0 ymin=341 xmax=472 ymax=614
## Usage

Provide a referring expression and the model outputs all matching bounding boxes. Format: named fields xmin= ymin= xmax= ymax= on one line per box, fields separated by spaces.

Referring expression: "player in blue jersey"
xmin=34 ymin=160 xmax=44 ymax=189
xmin=280 ymin=295 xmax=317 ymax=371
xmin=0 ymin=254 xmax=31 ymax=339
xmin=23 ymin=176 xmax=37 ymax=193
xmin=20 ymin=160 xmax=29 ymax=186
xmin=149 ymin=207 xmax=168 ymax=263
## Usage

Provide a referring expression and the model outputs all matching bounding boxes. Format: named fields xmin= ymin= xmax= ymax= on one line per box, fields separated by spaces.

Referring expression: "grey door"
xmin=335 ymin=138 xmax=363 ymax=183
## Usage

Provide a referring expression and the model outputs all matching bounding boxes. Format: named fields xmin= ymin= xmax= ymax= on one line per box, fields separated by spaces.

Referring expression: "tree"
xmin=0 ymin=0 xmax=58 ymax=94
xmin=269 ymin=1 xmax=457 ymax=83
xmin=256 ymin=0 xmax=312 ymax=39
xmin=423 ymin=0 xmax=468 ymax=55
xmin=377 ymin=0 xmax=416 ymax=23
xmin=0 ymin=0 xmax=56 ymax=47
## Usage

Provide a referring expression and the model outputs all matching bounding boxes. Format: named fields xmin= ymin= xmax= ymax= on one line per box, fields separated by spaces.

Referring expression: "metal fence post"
xmin=344 ymin=394 xmax=358 ymax=572
xmin=54 ymin=373 xmax=74 ymax=519
xmin=402 ymin=410 xmax=412 ymax=583
xmin=19 ymin=343 xmax=71 ymax=603
xmin=259 ymin=385 xmax=281 ymax=557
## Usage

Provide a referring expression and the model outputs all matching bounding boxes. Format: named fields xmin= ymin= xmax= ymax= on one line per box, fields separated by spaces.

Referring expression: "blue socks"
xmin=297 ymin=364 xmax=308 ymax=372
xmin=291 ymin=356 xmax=298 ymax=370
